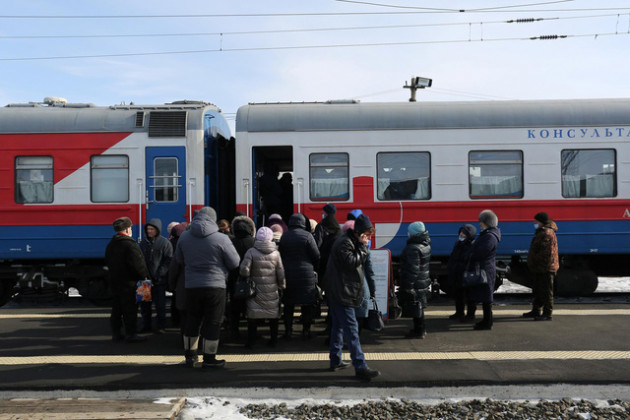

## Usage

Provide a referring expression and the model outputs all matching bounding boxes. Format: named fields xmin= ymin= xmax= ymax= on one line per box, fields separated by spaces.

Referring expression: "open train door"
xmin=251 ymin=146 xmax=293 ymax=228
xmin=145 ymin=146 xmax=187 ymax=235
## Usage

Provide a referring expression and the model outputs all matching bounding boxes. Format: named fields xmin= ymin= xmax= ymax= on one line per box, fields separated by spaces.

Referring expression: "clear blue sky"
xmin=1 ymin=1 xmax=629 ymax=131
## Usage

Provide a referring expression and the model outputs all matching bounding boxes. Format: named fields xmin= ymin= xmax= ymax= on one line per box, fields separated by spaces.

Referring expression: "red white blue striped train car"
xmin=235 ymin=99 xmax=630 ymax=295
xmin=0 ymin=98 xmax=232 ymax=305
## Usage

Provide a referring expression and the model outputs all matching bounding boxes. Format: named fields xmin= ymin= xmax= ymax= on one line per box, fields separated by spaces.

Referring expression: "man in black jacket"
xmin=139 ymin=218 xmax=173 ymax=334
xmin=105 ymin=217 xmax=149 ymax=343
xmin=324 ymin=214 xmax=380 ymax=381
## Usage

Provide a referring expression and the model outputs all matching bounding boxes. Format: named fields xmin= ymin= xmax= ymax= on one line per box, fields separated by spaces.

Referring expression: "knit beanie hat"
xmin=113 ymin=217 xmax=132 ymax=232
xmin=197 ymin=206 xmax=217 ymax=223
xmin=256 ymin=226 xmax=274 ymax=242
xmin=460 ymin=224 xmax=477 ymax=239
xmin=408 ymin=221 xmax=426 ymax=236
xmin=323 ymin=203 xmax=337 ymax=215
xmin=347 ymin=209 xmax=363 ymax=220
xmin=342 ymin=220 xmax=355 ymax=233
xmin=478 ymin=209 xmax=498 ymax=228
xmin=354 ymin=214 xmax=373 ymax=233
xmin=534 ymin=212 xmax=551 ymax=225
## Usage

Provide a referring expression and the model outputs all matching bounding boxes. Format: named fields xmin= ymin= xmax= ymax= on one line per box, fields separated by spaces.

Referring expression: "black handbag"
xmin=366 ymin=299 xmax=385 ymax=331
xmin=233 ymin=276 xmax=256 ymax=300
xmin=461 ymin=262 xmax=488 ymax=288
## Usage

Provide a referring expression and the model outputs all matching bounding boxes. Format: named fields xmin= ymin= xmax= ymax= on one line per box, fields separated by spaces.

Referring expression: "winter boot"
xmin=474 ymin=303 xmax=493 ymax=330
xmin=465 ymin=304 xmax=476 ymax=320
xmin=184 ymin=350 xmax=198 ymax=368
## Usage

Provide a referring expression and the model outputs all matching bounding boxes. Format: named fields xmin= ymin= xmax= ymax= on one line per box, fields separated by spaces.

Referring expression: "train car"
xmin=0 ymin=98 xmax=233 ymax=305
xmin=235 ymin=98 xmax=630 ymax=295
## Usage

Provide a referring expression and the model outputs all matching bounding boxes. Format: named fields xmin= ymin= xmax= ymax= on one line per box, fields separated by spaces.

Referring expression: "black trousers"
xmin=532 ymin=272 xmax=555 ymax=315
xmin=184 ymin=287 xmax=226 ymax=341
xmin=110 ymin=288 xmax=137 ymax=337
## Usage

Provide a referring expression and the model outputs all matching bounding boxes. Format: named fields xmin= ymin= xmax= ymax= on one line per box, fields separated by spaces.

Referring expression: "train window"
xmin=561 ymin=149 xmax=616 ymax=198
xmin=469 ymin=151 xmax=523 ymax=199
xmin=90 ymin=155 xmax=129 ymax=202
xmin=15 ymin=156 xmax=53 ymax=204
xmin=377 ymin=152 xmax=431 ymax=200
xmin=309 ymin=153 xmax=349 ymax=201
xmin=152 ymin=157 xmax=179 ymax=202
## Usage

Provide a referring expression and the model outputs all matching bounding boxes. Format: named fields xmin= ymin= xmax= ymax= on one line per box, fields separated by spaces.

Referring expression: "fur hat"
xmin=478 ymin=209 xmax=498 ymax=228
xmin=197 ymin=206 xmax=217 ymax=223
xmin=268 ymin=213 xmax=283 ymax=221
xmin=256 ymin=226 xmax=274 ymax=242
xmin=342 ymin=220 xmax=355 ymax=233
xmin=408 ymin=221 xmax=426 ymax=236
xmin=534 ymin=212 xmax=551 ymax=225
xmin=323 ymin=203 xmax=337 ymax=215
xmin=167 ymin=221 xmax=178 ymax=236
xmin=113 ymin=217 xmax=132 ymax=232
xmin=354 ymin=214 xmax=373 ymax=234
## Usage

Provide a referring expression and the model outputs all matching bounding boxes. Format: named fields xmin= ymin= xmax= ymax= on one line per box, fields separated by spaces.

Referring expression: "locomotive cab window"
xmin=309 ymin=153 xmax=349 ymax=201
xmin=561 ymin=149 xmax=616 ymax=198
xmin=377 ymin=152 xmax=431 ymax=200
xmin=91 ymin=155 xmax=129 ymax=202
xmin=469 ymin=151 xmax=523 ymax=199
xmin=15 ymin=156 xmax=53 ymax=204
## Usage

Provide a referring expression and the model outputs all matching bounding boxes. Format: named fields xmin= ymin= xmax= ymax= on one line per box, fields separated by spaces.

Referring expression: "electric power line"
xmin=0 ymin=31 xmax=626 ymax=62
xmin=0 ymin=12 xmax=624 ymax=40
xmin=334 ymin=0 xmax=574 ymax=12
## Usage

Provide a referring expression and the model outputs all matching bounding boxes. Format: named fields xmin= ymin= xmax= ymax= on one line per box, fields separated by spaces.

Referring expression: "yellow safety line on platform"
xmin=1 ymin=308 xmax=630 ymax=319
xmin=1 ymin=351 xmax=630 ymax=366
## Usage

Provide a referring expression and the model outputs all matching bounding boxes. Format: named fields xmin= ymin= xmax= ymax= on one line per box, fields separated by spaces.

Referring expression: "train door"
xmin=145 ymin=147 xmax=187 ymax=233
xmin=252 ymin=146 xmax=293 ymax=227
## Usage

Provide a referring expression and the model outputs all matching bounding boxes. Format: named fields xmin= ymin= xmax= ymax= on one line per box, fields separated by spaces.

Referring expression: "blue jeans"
xmin=329 ymin=300 xmax=367 ymax=370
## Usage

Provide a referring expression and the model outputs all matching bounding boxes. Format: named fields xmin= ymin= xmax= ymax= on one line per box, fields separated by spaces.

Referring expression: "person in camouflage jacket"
xmin=524 ymin=212 xmax=559 ymax=321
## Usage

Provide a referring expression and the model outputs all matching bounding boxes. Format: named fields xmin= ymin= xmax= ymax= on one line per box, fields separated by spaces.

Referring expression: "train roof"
xmin=0 ymin=100 xmax=223 ymax=134
xmin=235 ymin=98 xmax=630 ymax=133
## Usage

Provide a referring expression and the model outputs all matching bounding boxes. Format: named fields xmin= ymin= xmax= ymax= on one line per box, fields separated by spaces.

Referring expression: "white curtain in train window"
xmin=15 ymin=156 xmax=53 ymax=203
xmin=309 ymin=153 xmax=349 ymax=200
xmin=561 ymin=149 xmax=615 ymax=198
xmin=377 ymin=152 xmax=430 ymax=200
xmin=469 ymin=151 xmax=523 ymax=198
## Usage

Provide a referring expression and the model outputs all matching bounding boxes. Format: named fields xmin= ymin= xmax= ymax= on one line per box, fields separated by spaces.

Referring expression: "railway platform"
xmin=0 ymin=294 xmax=629 ymax=392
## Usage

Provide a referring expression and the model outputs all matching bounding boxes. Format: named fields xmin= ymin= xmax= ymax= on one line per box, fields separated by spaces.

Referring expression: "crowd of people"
xmin=104 ymin=203 xmax=558 ymax=380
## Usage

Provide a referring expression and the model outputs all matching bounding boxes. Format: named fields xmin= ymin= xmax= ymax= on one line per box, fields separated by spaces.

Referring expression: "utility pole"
xmin=403 ymin=76 xmax=432 ymax=102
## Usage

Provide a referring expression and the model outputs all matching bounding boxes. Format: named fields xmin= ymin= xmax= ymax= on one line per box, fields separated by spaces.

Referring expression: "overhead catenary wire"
xmin=334 ymin=0 xmax=574 ymax=12
xmin=1 ymin=7 xmax=630 ymax=19
xmin=0 ymin=12 xmax=624 ymax=40
xmin=0 ymin=31 xmax=625 ymax=62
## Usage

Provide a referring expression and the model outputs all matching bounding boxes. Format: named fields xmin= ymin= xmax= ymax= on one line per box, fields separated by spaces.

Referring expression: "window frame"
xmin=14 ymin=155 xmax=54 ymax=204
xmin=376 ymin=151 xmax=432 ymax=201
xmin=560 ymin=148 xmax=617 ymax=198
xmin=308 ymin=152 xmax=350 ymax=202
xmin=468 ymin=150 xmax=524 ymax=199
xmin=90 ymin=154 xmax=130 ymax=203
xmin=152 ymin=156 xmax=179 ymax=203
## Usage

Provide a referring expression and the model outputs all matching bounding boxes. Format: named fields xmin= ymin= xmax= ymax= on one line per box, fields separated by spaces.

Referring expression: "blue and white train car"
xmin=235 ymin=98 xmax=630 ymax=295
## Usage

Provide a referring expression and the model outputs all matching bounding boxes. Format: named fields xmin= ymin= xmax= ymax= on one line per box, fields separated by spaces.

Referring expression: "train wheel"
xmin=0 ymin=280 xmax=17 ymax=307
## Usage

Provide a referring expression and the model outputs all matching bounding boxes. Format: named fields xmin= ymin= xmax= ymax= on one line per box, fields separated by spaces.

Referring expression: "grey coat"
xmin=240 ymin=240 xmax=286 ymax=319
xmin=175 ymin=213 xmax=240 ymax=289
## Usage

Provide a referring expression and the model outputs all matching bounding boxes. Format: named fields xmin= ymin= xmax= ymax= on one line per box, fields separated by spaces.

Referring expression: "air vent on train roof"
xmin=148 ymin=111 xmax=187 ymax=137
xmin=135 ymin=112 xmax=145 ymax=128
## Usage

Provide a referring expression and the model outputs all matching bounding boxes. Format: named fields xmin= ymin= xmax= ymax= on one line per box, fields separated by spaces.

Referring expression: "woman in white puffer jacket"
xmin=239 ymin=227 xmax=286 ymax=348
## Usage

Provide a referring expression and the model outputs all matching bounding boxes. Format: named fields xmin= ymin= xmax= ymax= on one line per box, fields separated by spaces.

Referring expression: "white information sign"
xmin=368 ymin=248 xmax=391 ymax=319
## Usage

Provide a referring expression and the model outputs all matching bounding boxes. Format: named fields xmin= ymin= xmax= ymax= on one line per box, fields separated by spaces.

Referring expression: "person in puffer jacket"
xmin=239 ymin=227 xmax=286 ymax=348
xmin=175 ymin=207 xmax=240 ymax=369
xmin=399 ymin=221 xmax=431 ymax=339
xmin=523 ymin=212 xmax=559 ymax=321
